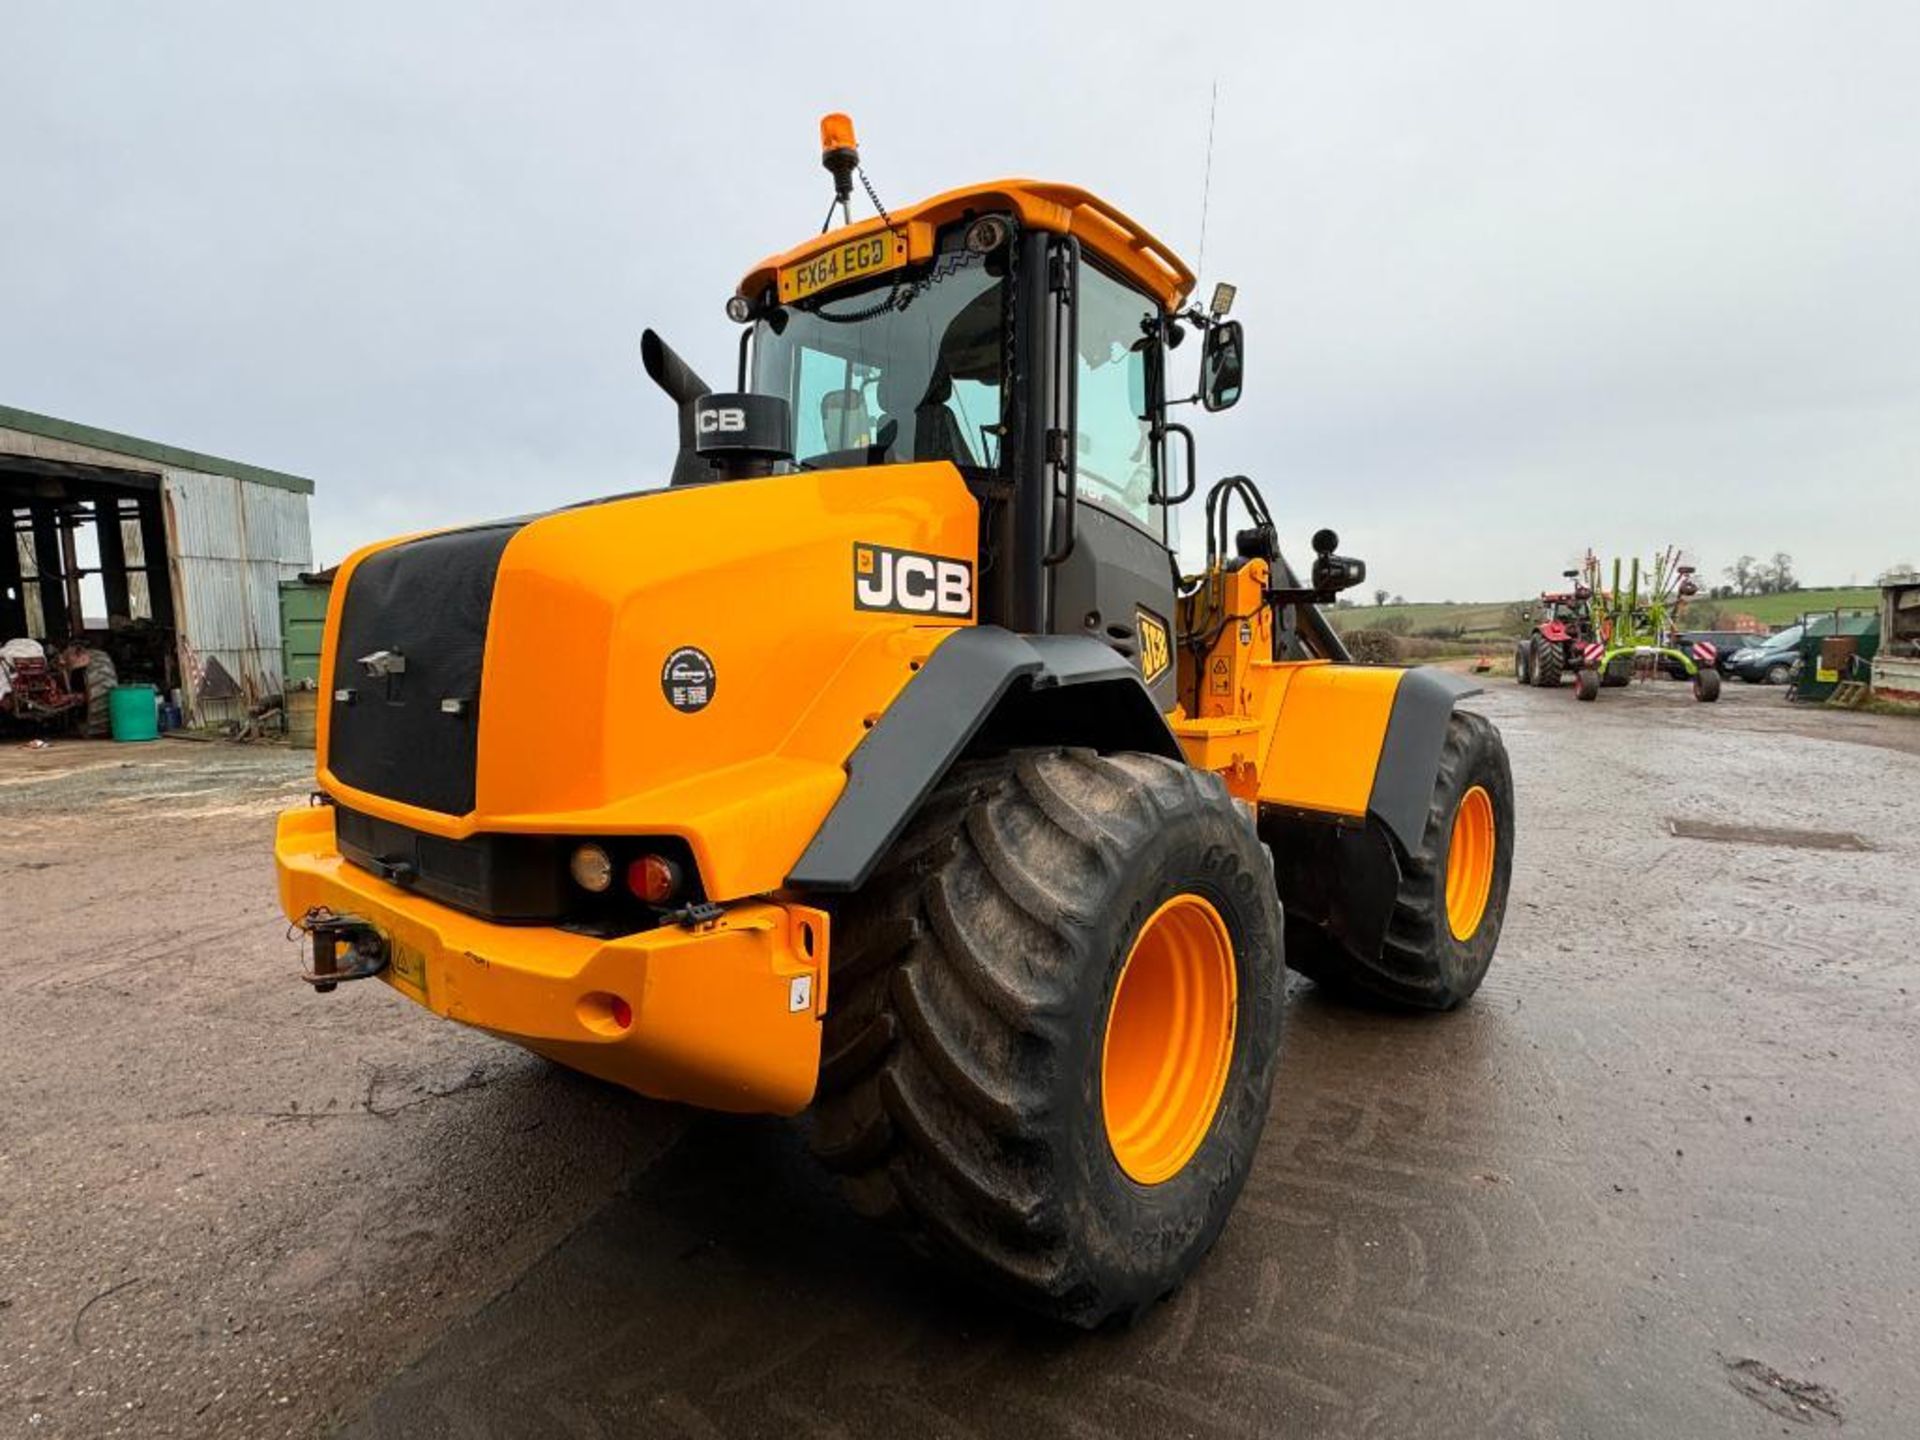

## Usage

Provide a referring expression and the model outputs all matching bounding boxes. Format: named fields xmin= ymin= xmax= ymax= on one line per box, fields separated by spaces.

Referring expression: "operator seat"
xmin=876 ymin=368 xmax=975 ymax=468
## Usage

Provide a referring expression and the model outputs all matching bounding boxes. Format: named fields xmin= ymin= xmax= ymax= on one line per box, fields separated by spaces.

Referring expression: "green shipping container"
xmin=279 ymin=577 xmax=332 ymax=688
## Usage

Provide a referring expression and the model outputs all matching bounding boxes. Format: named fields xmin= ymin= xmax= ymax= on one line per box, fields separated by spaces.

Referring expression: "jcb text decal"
xmin=1137 ymin=607 xmax=1171 ymax=684
xmin=853 ymin=543 xmax=974 ymax=618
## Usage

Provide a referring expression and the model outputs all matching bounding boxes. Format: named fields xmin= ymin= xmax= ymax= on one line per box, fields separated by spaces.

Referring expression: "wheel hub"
xmin=1446 ymin=784 xmax=1496 ymax=941
xmin=1101 ymin=894 xmax=1237 ymax=1185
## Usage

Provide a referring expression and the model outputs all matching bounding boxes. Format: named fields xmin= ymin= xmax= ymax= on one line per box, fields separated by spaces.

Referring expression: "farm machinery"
xmin=1569 ymin=548 xmax=1720 ymax=703
xmin=1514 ymin=568 xmax=1598 ymax=688
xmin=272 ymin=116 xmax=1518 ymax=1325
xmin=0 ymin=638 xmax=116 ymax=735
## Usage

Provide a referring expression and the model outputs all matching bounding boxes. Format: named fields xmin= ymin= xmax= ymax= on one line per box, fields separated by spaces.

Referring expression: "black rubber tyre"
xmin=1574 ymin=668 xmax=1601 ymax=702
xmin=82 ymin=651 xmax=118 ymax=737
xmin=1513 ymin=640 xmax=1532 ymax=685
xmin=807 ymin=748 xmax=1286 ymax=1328
xmin=1693 ymin=667 xmax=1722 ymax=702
xmin=1764 ymin=661 xmax=1793 ymax=686
xmin=1531 ymin=639 xmax=1564 ymax=688
xmin=1601 ymin=656 xmax=1632 ymax=688
xmin=1288 ymin=711 xmax=1513 ymax=1010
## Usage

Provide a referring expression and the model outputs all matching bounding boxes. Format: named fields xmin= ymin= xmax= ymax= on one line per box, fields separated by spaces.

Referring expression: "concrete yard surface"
xmin=3 ymin=679 xmax=1918 ymax=1438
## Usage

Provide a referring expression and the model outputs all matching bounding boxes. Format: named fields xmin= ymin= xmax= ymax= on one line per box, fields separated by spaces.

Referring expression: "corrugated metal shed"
xmin=1 ymin=403 xmax=315 ymax=723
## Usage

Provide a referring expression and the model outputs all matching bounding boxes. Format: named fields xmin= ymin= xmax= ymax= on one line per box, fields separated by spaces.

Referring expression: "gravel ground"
xmin=3 ymin=680 xmax=1918 ymax=1438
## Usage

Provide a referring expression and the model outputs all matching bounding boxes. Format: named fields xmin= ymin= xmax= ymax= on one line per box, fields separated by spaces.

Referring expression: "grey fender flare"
xmin=1367 ymin=665 xmax=1484 ymax=855
xmin=785 ymin=627 xmax=1181 ymax=893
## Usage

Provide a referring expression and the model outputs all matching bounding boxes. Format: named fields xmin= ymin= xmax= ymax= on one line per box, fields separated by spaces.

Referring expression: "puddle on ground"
xmin=1668 ymin=817 xmax=1872 ymax=851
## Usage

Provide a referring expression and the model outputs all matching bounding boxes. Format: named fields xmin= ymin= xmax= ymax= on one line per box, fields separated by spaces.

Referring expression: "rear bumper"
xmin=273 ymin=805 xmax=827 ymax=1114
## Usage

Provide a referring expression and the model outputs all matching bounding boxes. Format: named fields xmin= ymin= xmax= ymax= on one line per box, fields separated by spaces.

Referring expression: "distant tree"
xmin=1391 ymin=593 xmax=1406 ymax=605
xmin=1373 ymin=587 xmax=1390 ymax=607
xmin=1724 ymin=555 xmax=1758 ymax=595
xmin=1762 ymin=552 xmax=1797 ymax=595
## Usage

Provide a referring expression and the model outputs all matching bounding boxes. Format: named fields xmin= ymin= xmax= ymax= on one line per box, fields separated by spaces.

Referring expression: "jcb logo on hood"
xmin=853 ymin=543 xmax=973 ymax=618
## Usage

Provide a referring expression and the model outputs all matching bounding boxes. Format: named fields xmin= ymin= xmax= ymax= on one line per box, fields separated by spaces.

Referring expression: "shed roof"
xmin=0 ymin=402 xmax=316 ymax=495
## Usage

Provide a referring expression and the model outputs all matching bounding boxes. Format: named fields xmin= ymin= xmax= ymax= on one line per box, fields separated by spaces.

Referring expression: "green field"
xmin=1331 ymin=586 xmax=1881 ymax=641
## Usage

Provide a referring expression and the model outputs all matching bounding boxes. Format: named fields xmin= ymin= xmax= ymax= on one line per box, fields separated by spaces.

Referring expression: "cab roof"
xmin=738 ymin=179 xmax=1197 ymax=313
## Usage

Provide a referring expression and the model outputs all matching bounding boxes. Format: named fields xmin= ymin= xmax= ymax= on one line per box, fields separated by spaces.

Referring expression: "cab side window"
xmin=1073 ymin=266 xmax=1158 ymax=531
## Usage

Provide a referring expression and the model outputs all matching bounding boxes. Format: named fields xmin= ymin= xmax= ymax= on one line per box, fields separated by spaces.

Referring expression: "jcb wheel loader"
xmin=275 ymin=117 xmax=1515 ymax=1327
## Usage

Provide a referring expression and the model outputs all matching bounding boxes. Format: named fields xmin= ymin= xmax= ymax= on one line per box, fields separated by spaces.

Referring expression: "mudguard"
xmin=1270 ymin=665 xmax=1483 ymax=962
xmin=785 ymin=626 xmax=1181 ymax=893
xmin=1367 ymin=666 xmax=1483 ymax=855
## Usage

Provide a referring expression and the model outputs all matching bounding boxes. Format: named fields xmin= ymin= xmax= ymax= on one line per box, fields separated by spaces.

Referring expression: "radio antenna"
xmin=1195 ymin=80 xmax=1218 ymax=287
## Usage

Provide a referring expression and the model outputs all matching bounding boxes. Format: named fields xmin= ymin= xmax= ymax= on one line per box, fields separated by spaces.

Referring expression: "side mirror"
xmin=1200 ymin=320 xmax=1244 ymax=412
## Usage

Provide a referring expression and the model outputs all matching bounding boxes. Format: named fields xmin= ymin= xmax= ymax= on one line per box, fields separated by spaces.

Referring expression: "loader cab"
xmin=738 ymin=184 xmax=1215 ymax=707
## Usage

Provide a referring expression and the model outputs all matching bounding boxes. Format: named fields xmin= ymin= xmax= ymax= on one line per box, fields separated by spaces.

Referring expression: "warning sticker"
xmin=661 ymin=646 xmax=717 ymax=713
xmin=1209 ymin=656 xmax=1232 ymax=696
xmin=388 ymin=940 xmax=428 ymax=999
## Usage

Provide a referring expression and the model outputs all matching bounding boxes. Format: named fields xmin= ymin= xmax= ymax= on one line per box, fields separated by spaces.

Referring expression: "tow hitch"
xmin=294 ymin=907 xmax=390 ymax=993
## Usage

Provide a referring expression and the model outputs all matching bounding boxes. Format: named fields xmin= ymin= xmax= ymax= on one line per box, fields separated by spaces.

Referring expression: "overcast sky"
xmin=5 ymin=2 xmax=1915 ymax=599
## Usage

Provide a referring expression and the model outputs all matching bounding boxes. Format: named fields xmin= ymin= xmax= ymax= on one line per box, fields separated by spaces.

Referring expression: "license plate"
xmin=779 ymin=232 xmax=906 ymax=303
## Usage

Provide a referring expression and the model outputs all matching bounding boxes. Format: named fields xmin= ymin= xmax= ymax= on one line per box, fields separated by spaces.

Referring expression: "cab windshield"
xmin=751 ymin=249 xmax=1007 ymax=473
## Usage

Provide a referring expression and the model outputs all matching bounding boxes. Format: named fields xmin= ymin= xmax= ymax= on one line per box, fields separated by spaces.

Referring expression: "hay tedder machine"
xmin=273 ymin=116 xmax=1517 ymax=1324
xmin=1568 ymin=548 xmax=1720 ymax=703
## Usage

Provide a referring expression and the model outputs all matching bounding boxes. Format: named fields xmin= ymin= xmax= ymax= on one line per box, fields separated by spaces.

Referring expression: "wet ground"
xmin=3 ymin=679 xmax=1917 ymax=1437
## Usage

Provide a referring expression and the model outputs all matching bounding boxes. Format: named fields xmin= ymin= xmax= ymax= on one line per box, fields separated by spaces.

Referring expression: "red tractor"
xmin=0 ymin=640 xmax=117 ymax=736
xmin=1514 ymin=571 xmax=1599 ymax=688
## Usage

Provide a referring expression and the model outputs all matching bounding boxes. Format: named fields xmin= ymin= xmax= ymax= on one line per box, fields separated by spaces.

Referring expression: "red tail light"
xmin=627 ymin=854 xmax=683 ymax=905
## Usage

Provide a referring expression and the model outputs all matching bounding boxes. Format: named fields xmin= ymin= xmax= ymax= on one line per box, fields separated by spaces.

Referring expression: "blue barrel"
xmin=108 ymin=684 xmax=160 ymax=743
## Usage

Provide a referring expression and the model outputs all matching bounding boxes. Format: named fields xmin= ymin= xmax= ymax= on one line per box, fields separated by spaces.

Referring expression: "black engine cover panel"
xmin=327 ymin=523 xmax=524 ymax=816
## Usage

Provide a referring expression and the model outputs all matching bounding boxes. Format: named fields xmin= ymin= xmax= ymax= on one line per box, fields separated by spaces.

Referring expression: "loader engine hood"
xmin=317 ymin=463 xmax=979 ymax=902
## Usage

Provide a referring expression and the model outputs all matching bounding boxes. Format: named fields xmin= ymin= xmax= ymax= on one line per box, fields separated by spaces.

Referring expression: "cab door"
xmin=1046 ymin=253 xmax=1179 ymax=710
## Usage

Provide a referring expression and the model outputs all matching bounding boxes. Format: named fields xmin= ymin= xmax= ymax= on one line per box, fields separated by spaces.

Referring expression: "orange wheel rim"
xmin=1101 ymin=894 xmax=1237 ymax=1185
xmin=1446 ymin=785 xmax=1496 ymax=941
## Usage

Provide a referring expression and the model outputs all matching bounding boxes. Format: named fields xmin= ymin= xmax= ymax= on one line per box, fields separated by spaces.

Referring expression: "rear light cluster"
xmin=568 ymin=843 xmax=688 ymax=907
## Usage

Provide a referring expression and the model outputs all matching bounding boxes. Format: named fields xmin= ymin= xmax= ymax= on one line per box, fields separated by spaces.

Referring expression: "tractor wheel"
xmin=1601 ymin=656 xmax=1632 ymax=688
xmin=808 ymin=748 xmax=1285 ymax=1328
xmin=1693 ymin=667 xmax=1722 ymax=703
xmin=1512 ymin=641 xmax=1532 ymax=685
xmin=1290 ymin=711 xmax=1512 ymax=1010
xmin=1574 ymin=668 xmax=1601 ymax=702
xmin=82 ymin=650 xmax=118 ymax=737
xmin=1531 ymin=640 xmax=1564 ymax=688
